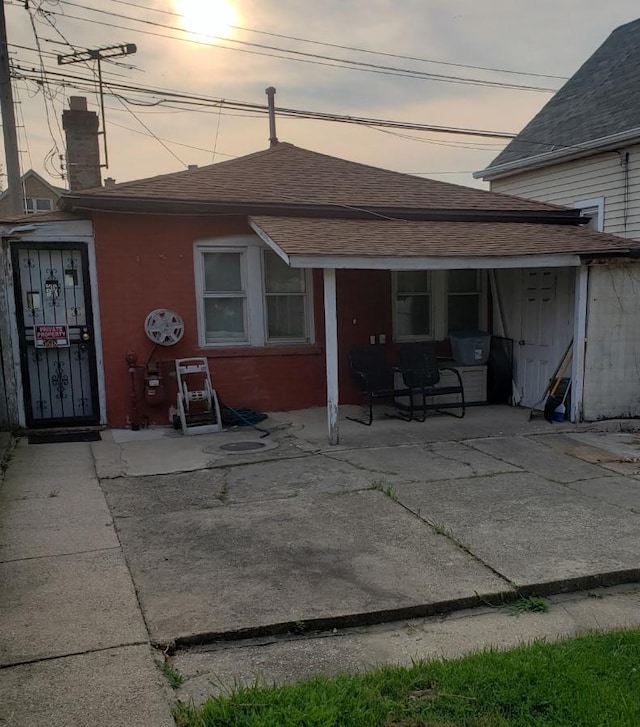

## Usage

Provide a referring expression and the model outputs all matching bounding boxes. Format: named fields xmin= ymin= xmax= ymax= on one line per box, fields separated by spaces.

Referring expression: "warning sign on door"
xmin=35 ymin=324 xmax=70 ymax=348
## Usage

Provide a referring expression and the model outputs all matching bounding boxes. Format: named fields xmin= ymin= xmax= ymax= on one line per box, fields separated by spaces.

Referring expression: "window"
xmin=264 ymin=251 xmax=308 ymax=341
xmin=202 ymin=251 xmax=247 ymax=343
xmin=574 ymin=197 xmax=604 ymax=232
xmin=447 ymin=270 xmax=480 ymax=333
xmin=196 ymin=236 xmax=312 ymax=347
xmin=24 ymin=197 xmax=54 ymax=214
xmin=394 ymin=271 xmax=432 ymax=339
xmin=393 ymin=270 xmax=486 ymax=341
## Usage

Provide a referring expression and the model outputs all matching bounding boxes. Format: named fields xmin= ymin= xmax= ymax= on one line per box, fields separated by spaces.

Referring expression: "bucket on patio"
xmin=449 ymin=330 xmax=492 ymax=366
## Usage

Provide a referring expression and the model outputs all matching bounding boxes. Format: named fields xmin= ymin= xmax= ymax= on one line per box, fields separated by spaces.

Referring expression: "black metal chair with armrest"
xmin=397 ymin=343 xmax=466 ymax=420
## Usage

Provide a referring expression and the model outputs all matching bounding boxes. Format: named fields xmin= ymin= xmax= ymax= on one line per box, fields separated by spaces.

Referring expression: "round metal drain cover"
xmin=220 ymin=441 xmax=266 ymax=453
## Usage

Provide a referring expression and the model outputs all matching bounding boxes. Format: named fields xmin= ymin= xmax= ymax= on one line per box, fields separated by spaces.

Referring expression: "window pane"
xmin=267 ymin=295 xmax=306 ymax=339
xmin=36 ymin=198 xmax=53 ymax=211
xmin=448 ymin=270 xmax=478 ymax=293
xmin=448 ymin=294 xmax=479 ymax=333
xmin=397 ymin=271 xmax=430 ymax=294
xmin=265 ymin=253 xmax=304 ymax=293
xmin=204 ymin=253 xmax=242 ymax=292
xmin=396 ymin=295 xmax=430 ymax=337
xmin=204 ymin=298 xmax=245 ymax=341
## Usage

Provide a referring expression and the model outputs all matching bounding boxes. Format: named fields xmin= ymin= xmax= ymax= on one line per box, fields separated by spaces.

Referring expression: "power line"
xmin=31 ymin=1 xmax=559 ymax=93
xmin=13 ymin=64 xmax=519 ymax=140
xmin=106 ymin=0 xmax=568 ymax=82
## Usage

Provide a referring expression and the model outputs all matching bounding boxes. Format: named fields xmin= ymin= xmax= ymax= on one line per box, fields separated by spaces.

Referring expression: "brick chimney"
xmin=62 ymin=96 xmax=102 ymax=191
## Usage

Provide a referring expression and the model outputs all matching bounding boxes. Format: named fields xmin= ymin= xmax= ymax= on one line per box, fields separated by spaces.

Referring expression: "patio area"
xmin=91 ymin=403 xmax=640 ymax=649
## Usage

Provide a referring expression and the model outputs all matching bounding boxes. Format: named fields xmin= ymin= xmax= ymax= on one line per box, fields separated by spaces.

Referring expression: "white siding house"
xmin=477 ymin=17 xmax=640 ymax=422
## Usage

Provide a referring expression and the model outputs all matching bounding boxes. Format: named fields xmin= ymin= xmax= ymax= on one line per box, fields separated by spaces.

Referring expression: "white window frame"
xmin=195 ymin=235 xmax=313 ymax=348
xmin=392 ymin=270 xmax=488 ymax=342
xmin=261 ymin=249 xmax=313 ymax=344
xmin=24 ymin=197 xmax=54 ymax=214
xmin=573 ymin=197 xmax=604 ymax=232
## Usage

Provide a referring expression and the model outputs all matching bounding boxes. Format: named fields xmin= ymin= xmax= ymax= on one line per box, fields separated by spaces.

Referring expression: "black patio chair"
xmin=347 ymin=345 xmax=413 ymax=425
xmin=397 ymin=343 xmax=466 ymax=420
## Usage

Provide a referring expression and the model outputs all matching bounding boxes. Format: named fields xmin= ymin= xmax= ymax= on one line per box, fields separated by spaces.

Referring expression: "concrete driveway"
xmin=94 ymin=406 xmax=640 ymax=648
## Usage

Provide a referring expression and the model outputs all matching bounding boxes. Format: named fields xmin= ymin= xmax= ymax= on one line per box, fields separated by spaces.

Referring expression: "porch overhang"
xmin=248 ymin=214 xmax=640 ymax=446
xmin=249 ymin=216 xmax=639 ymax=271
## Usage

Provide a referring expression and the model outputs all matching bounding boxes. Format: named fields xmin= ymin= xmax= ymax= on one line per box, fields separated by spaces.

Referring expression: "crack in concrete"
xmin=0 ymin=641 xmax=151 ymax=671
xmin=0 ymin=545 xmax=121 ymax=565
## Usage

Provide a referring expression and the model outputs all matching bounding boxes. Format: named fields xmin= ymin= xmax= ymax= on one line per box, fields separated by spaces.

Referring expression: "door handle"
xmin=81 ymin=327 xmax=91 ymax=342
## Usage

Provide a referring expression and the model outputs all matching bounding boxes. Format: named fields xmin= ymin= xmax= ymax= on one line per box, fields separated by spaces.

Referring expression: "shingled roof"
xmin=63 ymin=142 xmax=569 ymax=215
xmin=250 ymin=216 xmax=640 ymax=262
xmin=481 ymin=17 xmax=640 ymax=174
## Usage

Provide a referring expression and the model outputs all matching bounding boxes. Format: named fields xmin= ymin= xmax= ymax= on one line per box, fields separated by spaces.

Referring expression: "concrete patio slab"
xmin=0 ymin=493 xmax=117 ymax=561
xmin=270 ymin=405 xmax=576 ymax=451
xmin=561 ymin=475 xmax=640 ymax=512
xmin=0 ymin=441 xmax=99 ymax=500
xmin=102 ymin=468 xmax=227 ymax=518
xmin=331 ymin=440 xmax=521 ymax=482
xmin=466 ymin=435 xmax=611 ymax=483
xmin=0 ymin=644 xmax=174 ymax=727
xmin=392 ymin=472 xmax=640 ymax=586
xmin=173 ymin=585 xmax=640 ymax=704
xmin=224 ymin=454 xmax=391 ymax=504
xmin=0 ymin=550 xmax=147 ymax=665
xmin=92 ymin=428 xmax=302 ymax=479
xmin=113 ymin=490 xmax=507 ymax=644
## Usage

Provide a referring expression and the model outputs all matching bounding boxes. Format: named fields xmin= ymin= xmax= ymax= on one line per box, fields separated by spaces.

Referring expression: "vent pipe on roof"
xmin=265 ymin=87 xmax=278 ymax=147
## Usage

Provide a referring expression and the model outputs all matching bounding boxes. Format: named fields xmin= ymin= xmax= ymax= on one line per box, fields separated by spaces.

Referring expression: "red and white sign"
xmin=35 ymin=324 xmax=70 ymax=348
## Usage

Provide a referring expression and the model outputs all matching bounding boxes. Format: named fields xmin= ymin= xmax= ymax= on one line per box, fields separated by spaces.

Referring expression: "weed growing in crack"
xmin=371 ymin=480 xmax=398 ymax=501
xmin=507 ymin=595 xmax=549 ymax=615
xmin=155 ymin=658 xmax=185 ymax=689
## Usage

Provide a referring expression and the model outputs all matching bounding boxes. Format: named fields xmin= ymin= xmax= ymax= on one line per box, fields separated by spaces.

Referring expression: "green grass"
xmin=173 ymin=629 xmax=640 ymax=726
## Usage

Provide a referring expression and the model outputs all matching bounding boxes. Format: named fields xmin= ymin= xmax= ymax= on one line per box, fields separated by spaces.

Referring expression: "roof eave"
xmin=61 ymin=195 xmax=583 ymax=224
xmin=475 ymin=126 xmax=640 ymax=181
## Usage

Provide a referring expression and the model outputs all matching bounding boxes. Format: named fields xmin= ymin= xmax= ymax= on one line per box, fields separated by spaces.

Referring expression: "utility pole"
xmin=58 ymin=43 xmax=136 ymax=169
xmin=0 ymin=0 xmax=22 ymax=216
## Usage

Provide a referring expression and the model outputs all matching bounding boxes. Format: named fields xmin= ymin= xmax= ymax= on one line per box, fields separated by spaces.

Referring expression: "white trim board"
xmin=285 ymin=254 xmax=583 ymax=270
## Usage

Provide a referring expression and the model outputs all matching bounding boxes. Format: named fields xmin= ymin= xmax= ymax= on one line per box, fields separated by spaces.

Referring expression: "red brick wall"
xmin=93 ymin=214 xmax=305 ymax=425
xmin=92 ymin=212 xmax=403 ymax=426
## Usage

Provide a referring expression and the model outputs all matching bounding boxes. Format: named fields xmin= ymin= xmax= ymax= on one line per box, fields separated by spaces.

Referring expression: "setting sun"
xmin=173 ymin=0 xmax=238 ymax=40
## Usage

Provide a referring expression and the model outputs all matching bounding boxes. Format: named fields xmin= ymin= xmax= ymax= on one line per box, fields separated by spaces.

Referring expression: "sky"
xmin=3 ymin=0 xmax=639 ymax=191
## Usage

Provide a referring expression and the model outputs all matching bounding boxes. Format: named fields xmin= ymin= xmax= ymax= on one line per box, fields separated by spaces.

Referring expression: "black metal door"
xmin=12 ymin=242 xmax=100 ymax=427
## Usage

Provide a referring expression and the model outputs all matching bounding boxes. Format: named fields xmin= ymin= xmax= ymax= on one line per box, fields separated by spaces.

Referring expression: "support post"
xmin=323 ymin=268 xmax=339 ymax=445
xmin=571 ymin=265 xmax=588 ymax=423
xmin=0 ymin=0 xmax=22 ymax=217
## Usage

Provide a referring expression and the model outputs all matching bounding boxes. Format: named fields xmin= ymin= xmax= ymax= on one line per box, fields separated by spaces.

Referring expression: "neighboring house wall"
xmin=490 ymin=144 xmax=640 ymax=240
xmin=582 ymin=262 xmax=640 ymax=420
xmin=0 ymin=175 xmax=62 ymax=217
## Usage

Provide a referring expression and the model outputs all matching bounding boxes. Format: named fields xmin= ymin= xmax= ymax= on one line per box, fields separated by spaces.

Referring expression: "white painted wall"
xmin=491 ymin=145 xmax=640 ymax=241
xmin=583 ymin=263 xmax=640 ymax=420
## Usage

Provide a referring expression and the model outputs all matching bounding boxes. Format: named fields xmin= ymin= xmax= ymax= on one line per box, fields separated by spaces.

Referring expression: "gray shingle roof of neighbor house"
xmin=62 ymin=142 xmax=569 ymax=214
xmin=480 ymin=17 xmax=640 ymax=174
